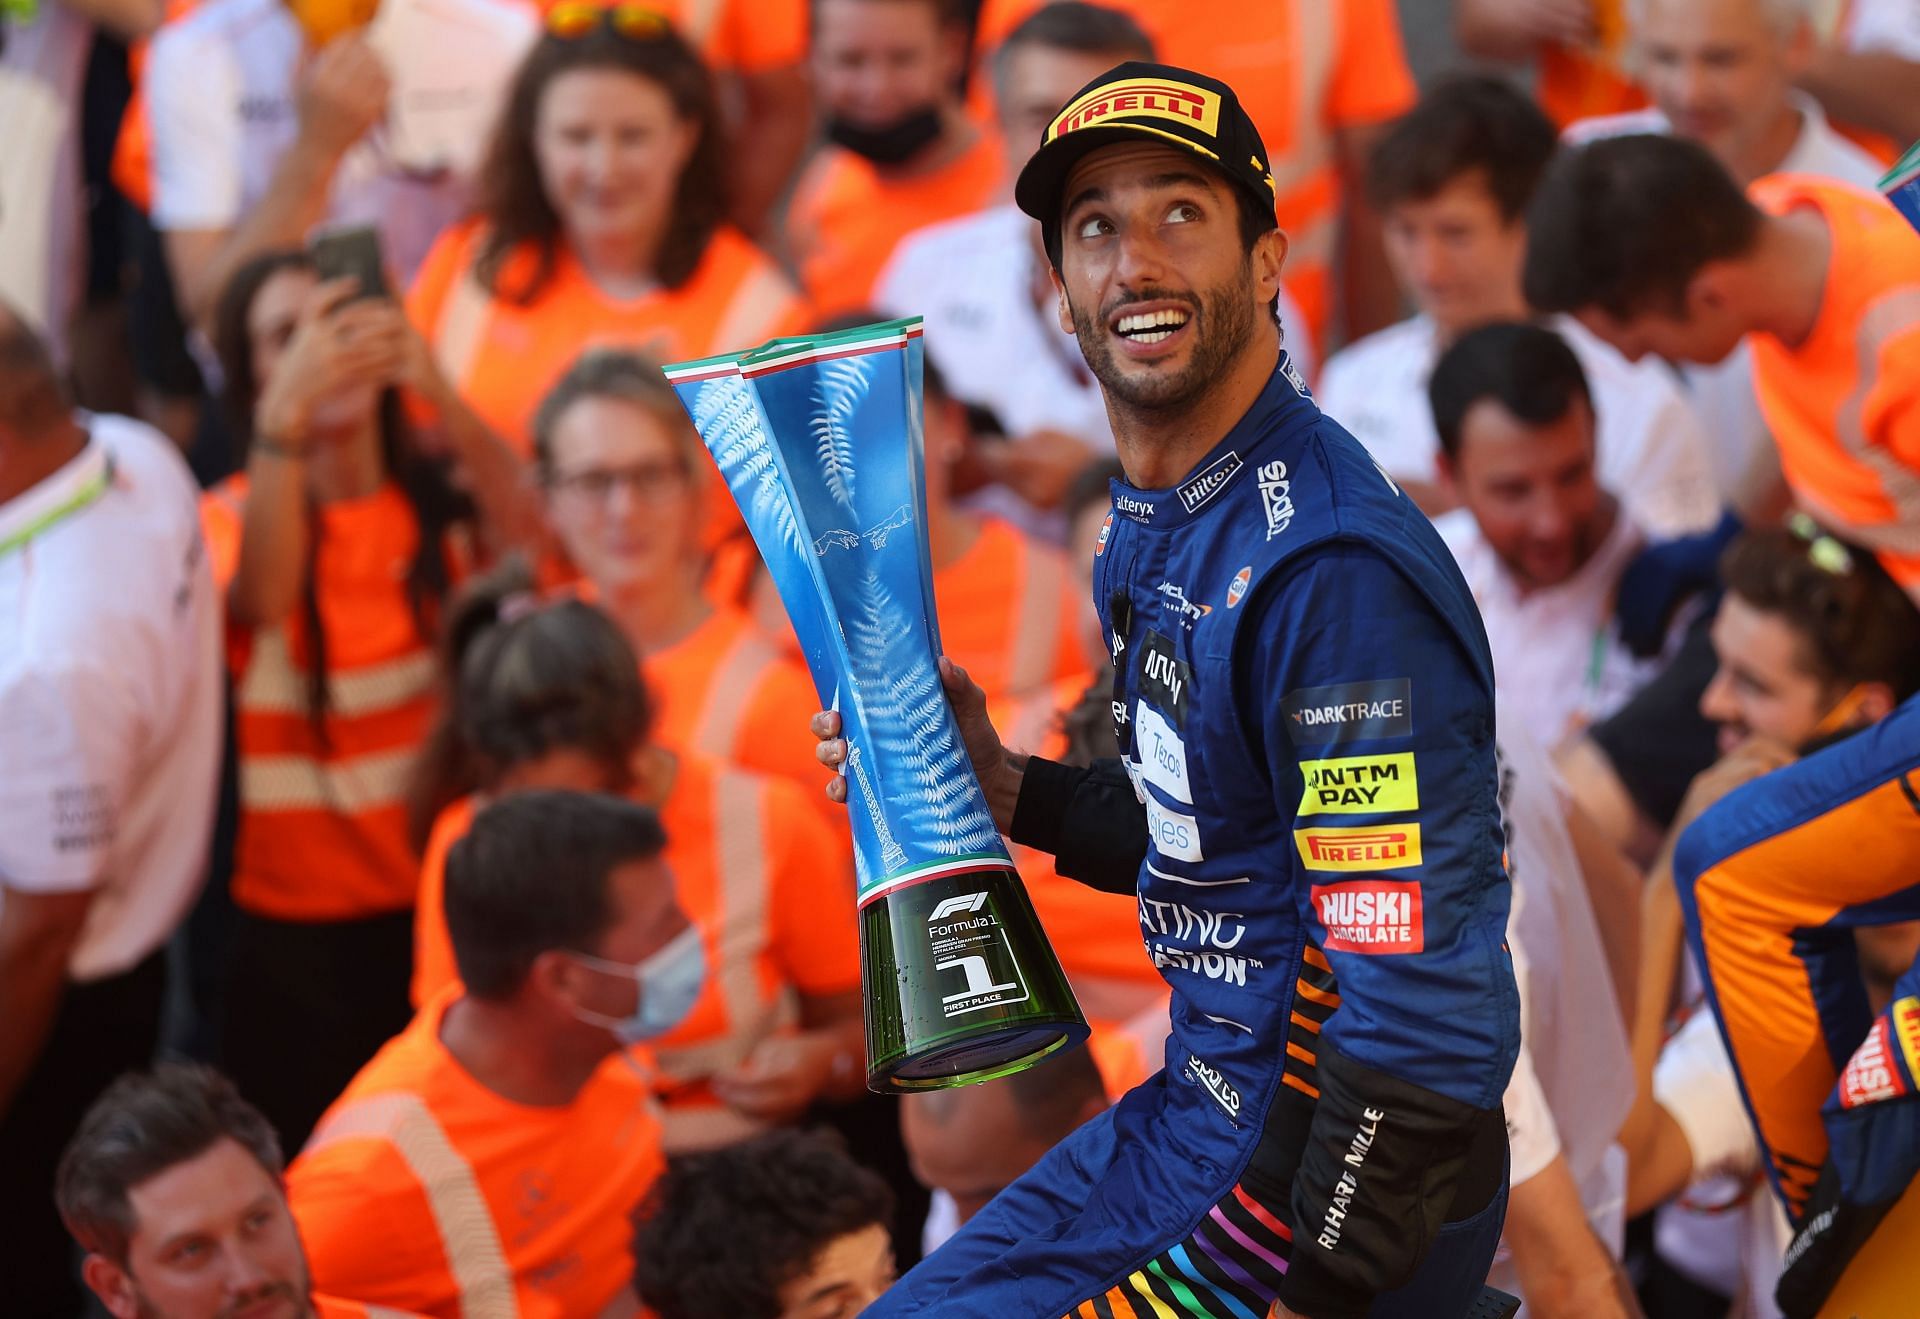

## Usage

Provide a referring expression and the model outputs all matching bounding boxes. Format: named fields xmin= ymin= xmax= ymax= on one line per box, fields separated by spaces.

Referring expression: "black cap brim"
xmin=1014 ymin=121 xmax=1235 ymax=229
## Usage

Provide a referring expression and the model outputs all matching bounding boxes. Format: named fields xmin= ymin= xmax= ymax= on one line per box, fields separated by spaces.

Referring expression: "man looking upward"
xmin=822 ymin=62 xmax=1519 ymax=1319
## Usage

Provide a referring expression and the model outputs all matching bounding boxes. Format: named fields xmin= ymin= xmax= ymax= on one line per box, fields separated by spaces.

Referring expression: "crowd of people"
xmin=3 ymin=0 xmax=1919 ymax=1315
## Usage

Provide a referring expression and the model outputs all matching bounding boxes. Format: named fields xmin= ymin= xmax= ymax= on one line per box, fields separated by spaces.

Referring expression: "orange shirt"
xmin=1748 ymin=176 xmax=1920 ymax=597
xmin=787 ymin=132 xmax=1004 ymax=320
xmin=288 ymin=992 xmax=663 ymax=1319
xmin=412 ymin=755 xmax=859 ymax=1150
xmin=932 ymin=518 xmax=1087 ymax=709
xmin=1536 ymin=0 xmax=1645 ymax=128
xmin=407 ymin=220 xmax=810 ymax=456
xmin=642 ymin=607 xmax=829 ymax=805
xmin=972 ymin=0 xmax=1417 ymax=348
xmin=202 ymin=478 xmax=446 ymax=921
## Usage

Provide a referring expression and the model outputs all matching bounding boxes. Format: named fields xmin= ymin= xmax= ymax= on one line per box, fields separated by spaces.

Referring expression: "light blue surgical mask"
xmin=567 ymin=926 xmax=707 ymax=1044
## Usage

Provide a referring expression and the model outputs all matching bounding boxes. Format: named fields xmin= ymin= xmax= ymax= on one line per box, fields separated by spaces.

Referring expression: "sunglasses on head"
xmin=545 ymin=2 xmax=670 ymax=41
xmin=1786 ymin=512 xmax=1855 ymax=577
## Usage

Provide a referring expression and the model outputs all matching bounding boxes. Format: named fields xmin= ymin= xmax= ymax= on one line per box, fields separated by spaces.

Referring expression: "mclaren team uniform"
xmin=1674 ymin=695 xmax=1920 ymax=1315
xmin=871 ymin=356 xmax=1521 ymax=1319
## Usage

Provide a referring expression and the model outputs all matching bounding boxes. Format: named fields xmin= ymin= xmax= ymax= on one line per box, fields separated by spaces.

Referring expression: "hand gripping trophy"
xmin=664 ymin=318 xmax=1087 ymax=1091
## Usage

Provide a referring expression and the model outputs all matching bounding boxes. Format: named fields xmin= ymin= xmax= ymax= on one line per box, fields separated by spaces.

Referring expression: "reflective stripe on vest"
xmin=241 ymin=747 xmax=418 ymax=814
xmin=653 ymin=770 xmax=795 ymax=1152
xmin=433 ymin=251 xmax=493 ymax=392
xmin=1819 ymin=286 xmax=1920 ymax=555
xmin=238 ymin=629 xmax=436 ymax=718
xmin=305 ymin=1093 xmax=520 ymax=1319
xmin=1008 ymin=539 xmax=1066 ymax=699
xmin=687 ymin=629 xmax=771 ymax=761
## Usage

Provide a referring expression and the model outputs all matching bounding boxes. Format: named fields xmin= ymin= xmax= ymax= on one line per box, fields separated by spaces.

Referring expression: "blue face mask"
xmin=567 ymin=926 xmax=707 ymax=1044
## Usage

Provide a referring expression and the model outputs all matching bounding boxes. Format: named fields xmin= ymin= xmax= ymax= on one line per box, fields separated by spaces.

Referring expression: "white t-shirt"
xmin=1654 ymin=1006 xmax=1794 ymax=1319
xmin=1564 ymin=94 xmax=1887 ymax=512
xmin=1316 ymin=313 xmax=1719 ymax=538
xmin=0 ymin=414 xmax=222 ymax=982
xmin=143 ymin=0 xmax=531 ymax=281
xmin=0 ymin=0 xmax=91 ymax=366
xmin=1437 ymin=505 xmax=1660 ymax=745
xmin=1486 ymin=705 xmax=1634 ymax=1309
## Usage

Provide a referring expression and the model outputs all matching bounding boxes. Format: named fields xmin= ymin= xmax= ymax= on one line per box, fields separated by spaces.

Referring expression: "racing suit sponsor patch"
xmin=1282 ymin=679 xmax=1412 ymax=745
xmin=1896 ymin=996 xmax=1920 ymax=1084
xmin=1225 ymin=565 xmax=1251 ymax=608
xmin=1176 ymin=449 xmax=1243 ymax=514
xmin=1182 ymin=1051 xmax=1243 ymax=1126
xmin=1135 ymin=701 xmax=1193 ymax=804
xmin=1297 ymin=753 xmax=1418 ymax=815
xmin=1295 ymin=825 xmax=1423 ymax=872
xmin=1258 ymin=459 xmax=1293 ymax=540
xmin=1115 ymin=492 xmax=1155 ymax=521
xmin=1138 ymin=630 xmax=1191 ymax=726
xmin=1839 ymin=1015 xmax=1909 ymax=1109
xmin=1095 ymin=511 xmax=1113 ymax=556
xmin=1309 ymin=881 xmax=1424 ymax=953
xmin=1146 ymin=795 xmax=1204 ymax=861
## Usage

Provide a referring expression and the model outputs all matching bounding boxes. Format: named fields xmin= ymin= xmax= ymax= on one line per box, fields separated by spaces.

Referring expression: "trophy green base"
xmin=861 ymin=862 xmax=1090 ymax=1094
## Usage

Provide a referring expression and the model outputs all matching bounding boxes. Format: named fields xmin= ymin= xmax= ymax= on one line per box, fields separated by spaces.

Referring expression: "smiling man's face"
xmin=1052 ymin=141 xmax=1274 ymax=414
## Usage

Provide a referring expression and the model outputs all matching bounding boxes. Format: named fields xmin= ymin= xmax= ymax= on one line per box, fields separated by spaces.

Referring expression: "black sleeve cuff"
xmin=1008 ymin=756 xmax=1146 ymax=895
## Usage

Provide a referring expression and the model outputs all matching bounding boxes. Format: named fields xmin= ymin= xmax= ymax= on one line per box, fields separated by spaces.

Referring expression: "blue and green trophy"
xmin=664 ymin=319 xmax=1088 ymax=1091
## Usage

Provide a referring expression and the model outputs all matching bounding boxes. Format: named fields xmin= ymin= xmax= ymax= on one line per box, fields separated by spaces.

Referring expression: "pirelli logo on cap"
xmin=1295 ymin=824 xmax=1423 ymax=872
xmin=1047 ymin=77 xmax=1223 ymax=144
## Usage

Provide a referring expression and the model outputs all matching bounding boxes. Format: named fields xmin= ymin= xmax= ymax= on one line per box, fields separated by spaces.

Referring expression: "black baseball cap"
xmin=1014 ymin=61 xmax=1278 ymax=236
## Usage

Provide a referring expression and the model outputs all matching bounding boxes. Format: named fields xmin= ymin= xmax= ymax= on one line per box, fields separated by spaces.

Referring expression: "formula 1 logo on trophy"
xmin=663 ymin=318 xmax=1088 ymax=1092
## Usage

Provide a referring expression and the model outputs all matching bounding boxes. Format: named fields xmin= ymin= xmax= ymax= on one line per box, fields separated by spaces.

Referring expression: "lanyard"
xmin=0 ymin=454 xmax=114 ymax=559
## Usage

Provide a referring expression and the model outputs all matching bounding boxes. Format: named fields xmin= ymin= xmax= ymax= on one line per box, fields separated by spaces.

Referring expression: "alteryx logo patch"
xmin=1177 ymin=450 xmax=1243 ymax=514
xmin=1138 ymin=630 xmax=1190 ymax=726
xmin=1115 ymin=493 xmax=1155 ymax=522
xmin=1282 ymin=679 xmax=1412 ymax=745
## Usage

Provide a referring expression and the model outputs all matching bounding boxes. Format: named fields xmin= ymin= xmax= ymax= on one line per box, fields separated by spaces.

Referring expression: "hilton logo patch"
xmin=1177 ymin=450 xmax=1244 ymax=514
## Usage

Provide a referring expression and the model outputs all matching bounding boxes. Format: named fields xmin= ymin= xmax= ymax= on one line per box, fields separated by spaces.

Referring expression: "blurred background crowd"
xmin=2 ymin=0 xmax=1919 ymax=1315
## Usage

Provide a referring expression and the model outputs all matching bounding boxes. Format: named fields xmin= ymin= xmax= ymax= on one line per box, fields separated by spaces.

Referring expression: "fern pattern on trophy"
xmin=693 ymin=374 xmax=803 ymax=561
xmin=811 ymin=355 xmax=873 ymax=511
xmin=847 ymin=571 xmax=1000 ymax=855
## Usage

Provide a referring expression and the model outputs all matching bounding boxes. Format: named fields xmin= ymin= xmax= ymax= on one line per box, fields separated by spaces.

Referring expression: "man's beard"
xmin=133 ymin=1277 xmax=312 ymax=1319
xmin=1070 ymin=267 xmax=1260 ymax=415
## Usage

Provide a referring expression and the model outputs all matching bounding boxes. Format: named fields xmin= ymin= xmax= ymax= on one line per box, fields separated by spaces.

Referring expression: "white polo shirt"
xmin=1317 ymin=314 xmax=1719 ymax=538
xmin=1487 ymin=703 xmax=1634 ymax=1309
xmin=1565 ymin=94 xmax=1888 ymax=513
xmin=1437 ymin=504 xmax=1659 ymax=746
xmin=143 ymin=0 xmax=532 ymax=282
xmin=0 ymin=413 xmax=221 ymax=982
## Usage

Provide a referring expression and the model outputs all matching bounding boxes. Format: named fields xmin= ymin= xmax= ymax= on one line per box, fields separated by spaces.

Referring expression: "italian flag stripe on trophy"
xmin=663 ymin=318 xmax=1088 ymax=1092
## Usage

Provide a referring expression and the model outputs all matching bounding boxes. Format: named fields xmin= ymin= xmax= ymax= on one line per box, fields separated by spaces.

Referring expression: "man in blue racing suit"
xmin=819 ymin=62 xmax=1520 ymax=1319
